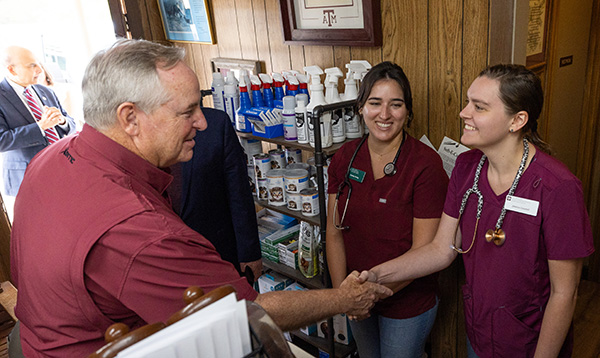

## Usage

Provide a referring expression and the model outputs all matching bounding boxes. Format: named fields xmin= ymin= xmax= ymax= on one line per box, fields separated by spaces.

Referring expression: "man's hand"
xmin=240 ymin=259 xmax=263 ymax=283
xmin=339 ymin=271 xmax=392 ymax=317
xmin=38 ymin=106 xmax=66 ymax=130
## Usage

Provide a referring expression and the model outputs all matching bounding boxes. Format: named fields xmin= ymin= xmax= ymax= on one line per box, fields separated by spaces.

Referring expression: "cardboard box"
xmin=257 ymin=270 xmax=295 ymax=294
xmin=317 ymin=314 xmax=354 ymax=345
xmin=277 ymin=236 xmax=299 ymax=269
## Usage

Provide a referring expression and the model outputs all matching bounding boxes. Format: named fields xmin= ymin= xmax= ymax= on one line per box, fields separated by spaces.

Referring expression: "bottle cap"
xmin=212 ymin=72 xmax=224 ymax=84
xmin=283 ymin=96 xmax=296 ymax=110
xmin=296 ymin=93 xmax=308 ymax=107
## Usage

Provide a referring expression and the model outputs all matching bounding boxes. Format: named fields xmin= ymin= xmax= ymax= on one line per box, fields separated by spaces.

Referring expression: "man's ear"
xmin=116 ymin=102 xmax=140 ymax=136
xmin=6 ymin=65 xmax=17 ymax=77
xmin=510 ymin=111 xmax=529 ymax=133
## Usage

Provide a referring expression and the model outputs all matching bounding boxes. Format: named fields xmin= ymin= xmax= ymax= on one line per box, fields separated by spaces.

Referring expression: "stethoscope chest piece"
xmin=383 ymin=162 xmax=397 ymax=176
xmin=485 ymin=228 xmax=506 ymax=246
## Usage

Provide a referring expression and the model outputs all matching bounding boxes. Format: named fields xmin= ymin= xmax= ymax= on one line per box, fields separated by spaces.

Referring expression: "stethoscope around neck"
xmin=333 ymin=131 xmax=407 ymax=230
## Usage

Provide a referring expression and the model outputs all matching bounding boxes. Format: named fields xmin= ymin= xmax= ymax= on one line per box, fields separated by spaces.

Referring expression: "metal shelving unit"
xmin=239 ymin=100 xmax=357 ymax=357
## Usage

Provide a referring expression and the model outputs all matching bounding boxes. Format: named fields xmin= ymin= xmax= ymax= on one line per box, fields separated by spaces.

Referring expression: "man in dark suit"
xmin=0 ymin=46 xmax=77 ymax=220
xmin=173 ymin=107 xmax=263 ymax=282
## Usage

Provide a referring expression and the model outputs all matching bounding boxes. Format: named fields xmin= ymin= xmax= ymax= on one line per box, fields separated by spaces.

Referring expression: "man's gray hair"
xmin=82 ymin=39 xmax=185 ymax=131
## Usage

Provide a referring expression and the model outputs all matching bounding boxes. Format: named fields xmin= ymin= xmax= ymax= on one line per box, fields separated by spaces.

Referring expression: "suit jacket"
xmin=178 ymin=108 xmax=261 ymax=272
xmin=0 ymin=78 xmax=77 ymax=195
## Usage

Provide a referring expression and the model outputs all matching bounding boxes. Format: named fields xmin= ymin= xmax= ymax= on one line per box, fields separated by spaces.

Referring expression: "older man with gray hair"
xmin=10 ymin=39 xmax=392 ymax=357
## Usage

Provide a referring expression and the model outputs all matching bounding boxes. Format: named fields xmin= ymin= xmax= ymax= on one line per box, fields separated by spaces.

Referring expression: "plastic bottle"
xmin=295 ymin=94 xmax=309 ymax=144
xmin=272 ymin=73 xmax=285 ymax=101
xmin=259 ymin=73 xmax=274 ymax=108
xmin=282 ymin=96 xmax=297 ymax=141
xmin=225 ymin=71 xmax=239 ymax=96
xmin=223 ymin=84 xmax=239 ymax=125
xmin=325 ymin=67 xmax=345 ymax=143
xmin=296 ymin=74 xmax=310 ymax=102
xmin=249 ymin=75 xmax=265 ymax=108
xmin=211 ymin=72 xmax=225 ymax=111
xmin=343 ymin=62 xmax=368 ymax=138
xmin=304 ymin=65 xmax=332 ymax=148
xmin=235 ymin=76 xmax=252 ymax=133
xmin=285 ymin=74 xmax=299 ymax=98
xmin=298 ymin=221 xmax=318 ymax=278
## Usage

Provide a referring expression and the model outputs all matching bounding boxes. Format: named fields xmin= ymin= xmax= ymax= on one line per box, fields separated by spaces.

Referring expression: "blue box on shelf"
xmin=251 ymin=122 xmax=283 ymax=138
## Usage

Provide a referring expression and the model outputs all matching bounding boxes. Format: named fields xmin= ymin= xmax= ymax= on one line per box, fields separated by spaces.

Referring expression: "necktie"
xmin=24 ymin=87 xmax=60 ymax=144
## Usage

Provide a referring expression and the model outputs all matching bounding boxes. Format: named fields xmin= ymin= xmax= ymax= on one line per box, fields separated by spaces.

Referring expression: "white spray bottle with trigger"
xmin=343 ymin=62 xmax=369 ymax=138
xmin=303 ymin=65 xmax=332 ymax=148
xmin=324 ymin=67 xmax=345 ymax=143
xmin=211 ymin=72 xmax=225 ymax=111
xmin=350 ymin=60 xmax=372 ymax=134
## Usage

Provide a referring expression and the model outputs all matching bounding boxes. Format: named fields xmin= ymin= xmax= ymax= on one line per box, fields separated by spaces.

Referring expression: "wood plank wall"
xmin=133 ymin=0 xmax=492 ymax=356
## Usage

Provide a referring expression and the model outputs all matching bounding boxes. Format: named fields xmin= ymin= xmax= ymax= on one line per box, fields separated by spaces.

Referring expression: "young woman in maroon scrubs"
xmin=359 ymin=64 xmax=594 ymax=357
xmin=326 ymin=62 xmax=449 ymax=358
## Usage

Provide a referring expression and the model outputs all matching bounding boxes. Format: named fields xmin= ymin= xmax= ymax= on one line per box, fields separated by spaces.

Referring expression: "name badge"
xmin=504 ymin=195 xmax=539 ymax=217
xmin=349 ymin=168 xmax=366 ymax=183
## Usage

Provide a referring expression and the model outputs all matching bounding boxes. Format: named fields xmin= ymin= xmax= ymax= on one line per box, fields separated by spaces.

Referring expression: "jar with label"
xmin=300 ymin=188 xmax=319 ymax=216
xmin=286 ymin=192 xmax=302 ymax=211
xmin=283 ymin=169 xmax=309 ymax=194
xmin=266 ymin=169 xmax=286 ymax=206
xmin=268 ymin=149 xmax=286 ymax=170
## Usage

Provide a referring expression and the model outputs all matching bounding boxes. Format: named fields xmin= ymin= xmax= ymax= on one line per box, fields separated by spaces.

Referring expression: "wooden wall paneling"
xmin=350 ymin=46 xmax=382 ymax=67
xmin=140 ymin=0 xmax=166 ymax=41
xmin=264 ymin=0 xmax=291 ymax=72
xmin=251 ymin=0 xmax=274 ymax=73
xmin=380 ymin=0 xmax=429 ymax=140
xmin=211 ymin=0 xmax=242 ymax=58
xmin=581 ymin=0 xmax=600 ymax=282
xmin=289 ymin=46 xmax=306 ymax=72
xmin=428 ymin=0 xmax=463 ymax=148
xmin=488 ymin=0 xmax=514 ymax=65
xmin=235 ymin=0 xmax=260 ymax=61
xmin=304 ymin=46 xmax=335 ymax=72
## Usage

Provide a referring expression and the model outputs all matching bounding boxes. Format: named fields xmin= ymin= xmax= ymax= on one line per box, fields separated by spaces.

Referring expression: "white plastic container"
xmin=282 ymin=96 xmax=297 ymax=141
xmin=223 ymin=84 xmax=239 ymax=124
xmin=211 ymin=72 xmax=225 ymax=111
xmin=295 ymin=94 xmax=309 ymax=144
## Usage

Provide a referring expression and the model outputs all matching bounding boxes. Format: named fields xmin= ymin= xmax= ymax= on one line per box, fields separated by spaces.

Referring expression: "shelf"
xmin=237 ymin=131 xmax=351 ymax=156
xmin=291 ymin=330 xmax=356 ymax=358
xmin=255 ymin=199 xmax=320 ymax=226
xmin=262 ymin=258 xmax=325 ymax=290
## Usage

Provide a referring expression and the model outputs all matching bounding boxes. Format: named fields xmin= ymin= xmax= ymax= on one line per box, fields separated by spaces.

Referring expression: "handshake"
xmin=338 ymin=270 xmax=390 ymax=320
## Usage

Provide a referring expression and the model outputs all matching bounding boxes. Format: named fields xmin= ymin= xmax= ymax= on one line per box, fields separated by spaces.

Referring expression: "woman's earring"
xmin=509 ymin=128 xmax=514 ymax=133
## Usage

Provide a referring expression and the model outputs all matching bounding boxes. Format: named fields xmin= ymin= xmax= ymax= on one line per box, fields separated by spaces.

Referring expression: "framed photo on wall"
xmin=157 ymin=0 xmax=215 ymax=44
xmin=279 ymin=0 xmax=381 ymax=46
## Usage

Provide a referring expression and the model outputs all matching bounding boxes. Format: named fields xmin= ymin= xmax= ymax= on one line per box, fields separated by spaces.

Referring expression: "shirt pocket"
xmin=3 ymin=161 xmax=27 ymax=195
xmin=491 ymin=306 xmax=539 ymax=357
xmin=462 ymin=284 xmax=476 ymax=347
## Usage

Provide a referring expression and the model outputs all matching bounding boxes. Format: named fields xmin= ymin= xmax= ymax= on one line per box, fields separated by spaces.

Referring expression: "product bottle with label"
xmin=298 ymin=221 xmax=318 ymax=278
xmin=272 ymin=73 xmax=285 ymax=101
xmin=235 ymin=76 xmax=252 ymax=133
xmin=211 ymin=72 xmax=225 ymax=111
xmin=282 ymin=96 xmax=297 ymax=141
xmin=343 ymin=62 xmax=369 ymax=138
xmin=304 ymin=65 xmax=332 ymax=148
xmin=223 ymin=84 xmax=239 ymax=125
xmin=259 ymin=73 xmax=275 ymax=108
xmin=325 ymin=67 xmax=345 ymax=143
xmin=250 ymin=75 xmax=265 ymax=108
xmin=295 ymin=94 xmax=309 ymax=144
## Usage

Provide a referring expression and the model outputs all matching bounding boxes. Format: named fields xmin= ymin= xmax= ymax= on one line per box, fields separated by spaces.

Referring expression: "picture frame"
xmin=526 ymin=0 xmax=550 ymax=68
xmin=279 ymin=0 xmax=381 ymax=47
xmin=157 ymin=0 xmax=215 ymax=44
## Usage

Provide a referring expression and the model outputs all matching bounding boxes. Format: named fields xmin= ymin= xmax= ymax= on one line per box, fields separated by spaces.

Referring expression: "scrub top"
xmin=328 ymin=134 xmax=448 ymax=318
xmin=445 ymin=148 xmax=594 ymax=357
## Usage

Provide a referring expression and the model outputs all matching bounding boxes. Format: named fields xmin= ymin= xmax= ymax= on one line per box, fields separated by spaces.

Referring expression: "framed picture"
xmin=279 ymin=0 xmax=381 ymax=47
xmin=526 ymin=0 xmax=550 ymax=68
xmin=157 ymin=0 xmax=215 ymax=44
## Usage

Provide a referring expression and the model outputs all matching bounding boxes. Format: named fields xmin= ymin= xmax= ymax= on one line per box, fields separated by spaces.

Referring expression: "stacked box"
xmin=261 ymin=224 xmax=300 ymax=263
xmin=277 ymin=236 xmax=299 ymax=269
xmin=257 ymin=270 xmax=295 ymax=293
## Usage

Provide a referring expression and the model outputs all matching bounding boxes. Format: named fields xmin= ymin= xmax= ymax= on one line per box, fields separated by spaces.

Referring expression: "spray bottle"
xmin=304 ymin=65 xmax=332 ymax=148
xmin=343 ymin=62 xmax=368 ymax=138
xmin=235 ymin=75 xmax=252 ymax=132
xmin=324 ymin=67 xmax=345 ymax=143
xmin=223 ymin=84 xmax=239 ymax=125
xmin=296 ymin=74 xmax=310 ymax=101
xmin=272 ymin=73 xmax=285 ymax=101
xmin=295 ymin=94 xmax=309 ymax=144
xmin=259 ymin=73 xmax=274 ymax=108
xmin=285 ymin=74 xmax=299 ymax=98
xmin=249 ymin=75 xmax=265 ymax=108
xmin=350 ymin=60 xmax=372 ymax=78
xmin=211 ymin=72 xmax=225 ymax=111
